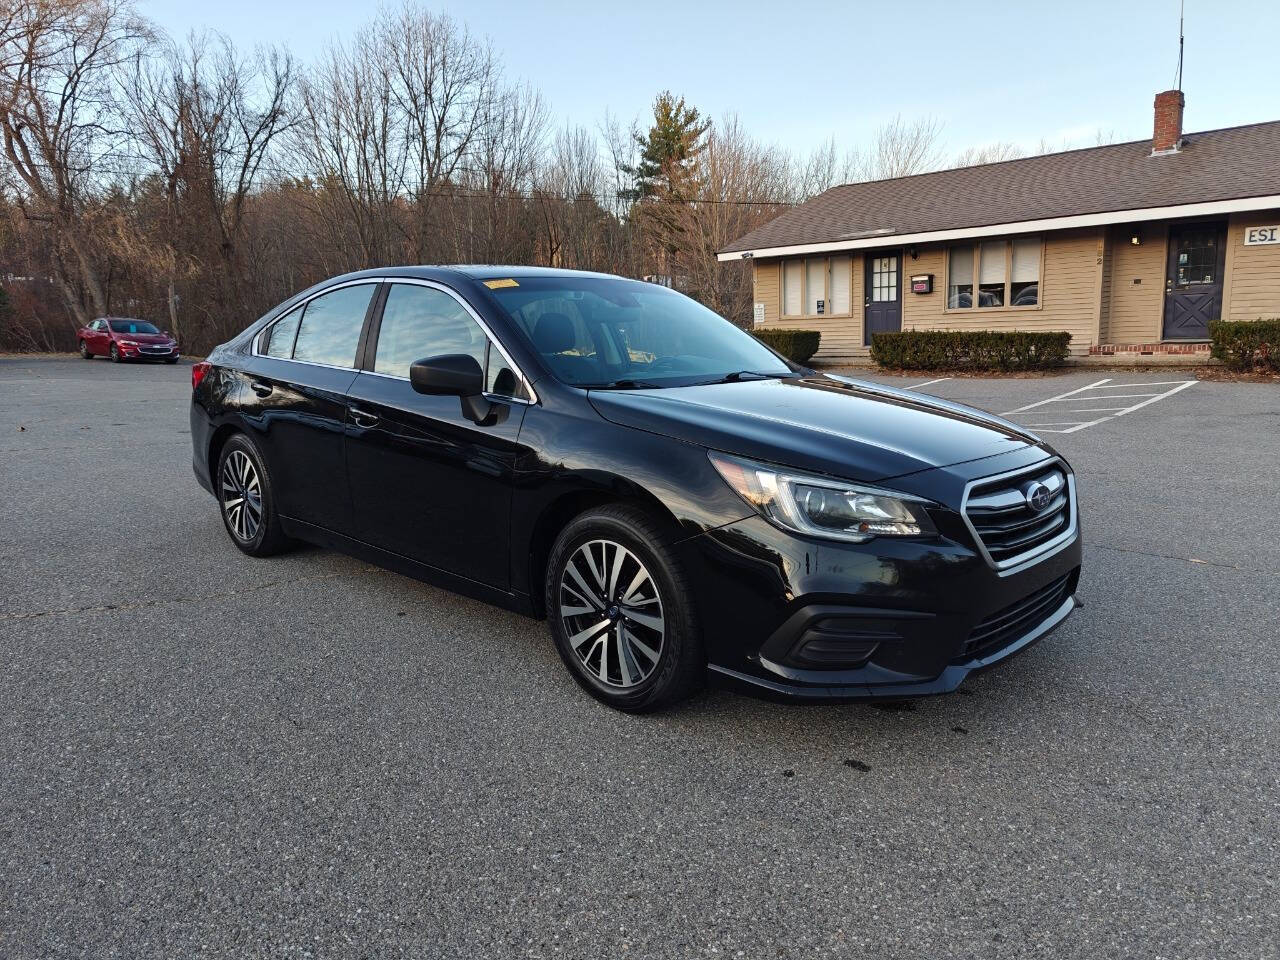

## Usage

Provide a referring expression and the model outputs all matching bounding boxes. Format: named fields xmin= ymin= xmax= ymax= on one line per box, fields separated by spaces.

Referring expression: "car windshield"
xmin=484 ymin=276 xmax=792 ymax=388
xmin=109 ymin=320 xmax=161 ymax=335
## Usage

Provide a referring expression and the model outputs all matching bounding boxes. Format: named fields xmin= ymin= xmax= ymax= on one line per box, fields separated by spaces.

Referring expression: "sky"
xmin=139 ymin=0 xmax=1278 ymax=161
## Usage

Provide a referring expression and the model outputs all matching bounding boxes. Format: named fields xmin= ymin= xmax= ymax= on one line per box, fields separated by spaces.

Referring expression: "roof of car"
xmin=332 ymin=265 xmax=628 ymax=283
xmin=720 ymin=119 xmax=1280 ymax=255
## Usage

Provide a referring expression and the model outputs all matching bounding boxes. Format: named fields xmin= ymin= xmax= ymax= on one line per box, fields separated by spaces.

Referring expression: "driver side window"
xmin=374 ymin=284 xmax=527 ymax=400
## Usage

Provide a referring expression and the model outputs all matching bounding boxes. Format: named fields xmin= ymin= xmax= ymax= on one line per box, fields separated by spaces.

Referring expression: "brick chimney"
xmin=1152 ymin=89 xmax=1184 ymax=154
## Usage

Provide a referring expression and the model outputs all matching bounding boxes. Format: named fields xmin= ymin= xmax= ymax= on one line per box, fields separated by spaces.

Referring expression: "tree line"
xmin=0 ymin=0 xmax=1070 ymax=354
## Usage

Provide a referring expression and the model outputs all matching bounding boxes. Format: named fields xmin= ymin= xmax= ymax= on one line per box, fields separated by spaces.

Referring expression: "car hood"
xmin=588 ymin=376 xmax=1041 ymax=483
xmin=117 ymin=332 xmax=173 ymax=344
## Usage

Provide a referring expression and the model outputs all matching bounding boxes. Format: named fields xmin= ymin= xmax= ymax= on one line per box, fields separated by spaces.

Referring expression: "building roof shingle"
xmin=720 ymin=121 xmax=1280 ymax=255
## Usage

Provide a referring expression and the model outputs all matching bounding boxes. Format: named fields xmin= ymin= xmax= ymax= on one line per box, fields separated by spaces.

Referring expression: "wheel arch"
xmin=524 ymin=475 xmax=684 ymax=620
xmin=206 ymin=422 xmax=244 ymax=486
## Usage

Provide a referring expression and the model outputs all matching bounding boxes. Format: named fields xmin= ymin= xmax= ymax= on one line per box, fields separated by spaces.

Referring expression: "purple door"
xmin=1162 ymin=223 xmax=1226 ymax=340
xmin=864 ymin=251 xmax=901 ymax=346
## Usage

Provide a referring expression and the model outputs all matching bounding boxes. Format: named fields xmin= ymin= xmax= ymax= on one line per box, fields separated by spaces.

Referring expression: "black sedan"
xmin=190 ymin=267 xmax=1081 ymax=712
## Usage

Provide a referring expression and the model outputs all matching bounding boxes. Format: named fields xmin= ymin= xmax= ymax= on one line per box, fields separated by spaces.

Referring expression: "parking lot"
xmin=2 ymin=356 xmax=1278 ymax=958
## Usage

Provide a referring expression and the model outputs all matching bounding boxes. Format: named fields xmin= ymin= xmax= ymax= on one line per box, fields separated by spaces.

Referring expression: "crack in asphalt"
xmin=1085 ymin=541 xmax=1242 ymax=570
xmin=0 ymin=566 xmax=389 ymax=621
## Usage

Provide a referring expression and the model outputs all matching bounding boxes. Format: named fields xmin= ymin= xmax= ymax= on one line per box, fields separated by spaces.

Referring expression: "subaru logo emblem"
xmin=1025 ymin=482 xmax=1053 ymax=512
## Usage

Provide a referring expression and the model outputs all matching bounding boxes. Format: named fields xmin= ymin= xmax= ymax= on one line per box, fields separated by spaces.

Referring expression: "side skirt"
xmin=279 ymin=516 xmax=538 ymax=619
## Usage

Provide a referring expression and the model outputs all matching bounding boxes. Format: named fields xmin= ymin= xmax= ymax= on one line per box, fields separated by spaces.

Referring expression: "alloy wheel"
xmin=558 ymin=539 xmax=665 ymax=689
xmin=220 ymin=449 xmax=263 ymax=542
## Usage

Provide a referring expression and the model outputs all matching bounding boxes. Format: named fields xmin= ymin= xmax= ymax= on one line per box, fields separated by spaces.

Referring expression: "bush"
xmin=1209 ymin=318 xmax=1280 ymax=372
xmin=870 ymin=330 xmax=1072 ymax=371
xmin=753 ymin=328 xmax=821 ymax=364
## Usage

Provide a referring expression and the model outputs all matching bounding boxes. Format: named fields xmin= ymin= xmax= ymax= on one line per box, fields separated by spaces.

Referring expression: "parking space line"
xmin=1112 ymin=379 xmax=1197 ymax=416
xmin=1000 ymin=378 xmax=1112 ymax=415
xmin=906 ymin=376 xmax=952 ymax=389
xmin=1090 ymin=380 xmax=1198 ymax=388
xmin=1046 ymin=392 xmax=1161 ymax=401
xmin=1003 ymin=377 xmax=1197 ymax=433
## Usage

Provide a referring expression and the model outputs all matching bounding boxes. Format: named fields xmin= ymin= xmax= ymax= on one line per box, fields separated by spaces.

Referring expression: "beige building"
xmin=720 ymin=91 xmax=1280 ymax=361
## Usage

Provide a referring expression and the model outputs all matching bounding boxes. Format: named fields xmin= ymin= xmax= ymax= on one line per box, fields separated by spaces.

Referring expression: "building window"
xmin=782 ymin=256 xmax=852 ymax=317
xmin=948 ymin=237 xmax=1041 ymax=308
xmin=828 ymin=256 xmax=851 ymax=314
xmin=870 ymin=256 xmax=898 ymax=302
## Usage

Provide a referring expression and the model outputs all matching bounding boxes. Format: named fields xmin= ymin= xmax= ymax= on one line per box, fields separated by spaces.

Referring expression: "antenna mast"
xmin=1176 ymin=0 xmax=1185 ymax=91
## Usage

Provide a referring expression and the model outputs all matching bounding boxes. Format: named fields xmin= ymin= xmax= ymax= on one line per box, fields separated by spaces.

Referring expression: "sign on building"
xmin=1243 ymin=225 xmax=1280 ymax=245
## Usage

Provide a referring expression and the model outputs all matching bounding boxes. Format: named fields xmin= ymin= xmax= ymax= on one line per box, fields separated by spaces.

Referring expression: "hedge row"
xmin=753 ymin=328 xmax=821 ymax=364
xmin=1209 ymin=319 xmax=1280 ymax=372
xmin=870 ymin=330 xmax=1072 ymax=371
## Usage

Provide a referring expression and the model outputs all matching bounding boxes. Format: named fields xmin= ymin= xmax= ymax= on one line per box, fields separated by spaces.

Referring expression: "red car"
xmin=78 ymin=317 xmax=180 ymax=363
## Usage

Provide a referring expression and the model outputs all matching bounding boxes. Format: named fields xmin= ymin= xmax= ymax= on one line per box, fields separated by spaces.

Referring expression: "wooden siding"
xmin=1223 ymin=211 xmax=1280 ymax=321
xmin=752 ymin=255 xmax=866 ymax=358
xmin=1099 ymin=237 xmax=1113 ymax=342
xmin=1104 ymin=222 xmax=1168 ymax=343
xmin=901 ymin=228 xmax=1103 ymax=353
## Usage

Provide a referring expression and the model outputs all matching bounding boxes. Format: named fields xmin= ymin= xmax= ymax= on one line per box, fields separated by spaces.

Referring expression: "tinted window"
xmin=293 ymin=284 xmax=375 ymax=367
xmin=109 ymin=319 xmax=161 ymax=334
xmin=264 ymin=307 xmax=303 ymax=359
xmin=374 ymin=284 xmax=488 ymax=379
xmin=486 ymin=277 xmax=790 ymax=388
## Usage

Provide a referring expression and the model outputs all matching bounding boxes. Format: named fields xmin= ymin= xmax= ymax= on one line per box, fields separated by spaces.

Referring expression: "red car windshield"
xmin=108 ymin=320 xmax=162 ymax=335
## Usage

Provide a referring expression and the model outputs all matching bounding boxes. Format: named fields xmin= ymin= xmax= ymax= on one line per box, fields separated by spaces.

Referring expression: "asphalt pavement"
xmin=2 ymin=356 xmax=1278 ymax=958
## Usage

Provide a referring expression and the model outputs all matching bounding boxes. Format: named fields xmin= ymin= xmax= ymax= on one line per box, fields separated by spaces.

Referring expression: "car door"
xmin=88 ymin=320 xmax=109 ymax=354
xmin=343 ymin=280 xmax=532 ymax=589
xmin=240 ymin=280 xmax=380 ymax=535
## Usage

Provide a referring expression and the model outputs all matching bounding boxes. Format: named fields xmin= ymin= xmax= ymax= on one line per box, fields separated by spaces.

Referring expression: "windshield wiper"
xmin=702 ymin=370 xmax=787 ymax=384
xmin=585 ymin=378 xmax=664 ymax=390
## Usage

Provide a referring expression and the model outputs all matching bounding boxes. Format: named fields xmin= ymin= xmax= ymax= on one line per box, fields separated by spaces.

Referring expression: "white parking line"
xmin=1000 ymin=378 xmax=1113 ymax=415
xmin=1005 ymin=378 xmax=1197 ymax=433
xmin=906 ymin=376 xmax=952 ymax=389
xmin=1112 ymin=379 xmax=1197 ymax=415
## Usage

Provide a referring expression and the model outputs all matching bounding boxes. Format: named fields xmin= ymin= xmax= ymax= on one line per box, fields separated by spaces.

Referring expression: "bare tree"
xmin=952 ymin=140 xmax=1024 ymax=168
xmin=0 ymin=0 xmax=147 ymax=325
xmin=123 ymin=30 xmax=295 ymax=343
xmin=859 ymin=114 xmax=944 ymax=180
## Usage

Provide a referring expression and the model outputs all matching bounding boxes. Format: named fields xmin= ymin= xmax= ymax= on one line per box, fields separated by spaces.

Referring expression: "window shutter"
xmin=783 ymin=260 xmax=803 ymax=316
xmin=806 ymin=258 xmax=825 ymax=315
xmin=828 ymin=256 xmax=851 ymax=314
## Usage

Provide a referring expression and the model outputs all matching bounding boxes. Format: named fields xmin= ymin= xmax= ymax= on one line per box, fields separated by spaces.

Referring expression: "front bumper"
xmin=120 ymin=344 xmax=179 ymax=360
xmin=685 ymin=452 xmax=1083 ymax=703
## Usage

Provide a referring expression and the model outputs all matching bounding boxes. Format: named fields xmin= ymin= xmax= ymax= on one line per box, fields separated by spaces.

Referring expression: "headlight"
xmin=709 ymin=452 xmax=937 ymax=543
xmin=119 ymin=339 xmax=138 ymax=346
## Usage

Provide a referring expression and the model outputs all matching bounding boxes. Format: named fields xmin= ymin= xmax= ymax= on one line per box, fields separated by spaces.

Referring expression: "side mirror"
xmin=409 ymin=354 xmax=506 ymax=426
xmin=409 ymin=354 xmax=484 ymax=397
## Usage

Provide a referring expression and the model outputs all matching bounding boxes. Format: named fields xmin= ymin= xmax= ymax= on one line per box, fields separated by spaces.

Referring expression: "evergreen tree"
xmin=623 ymin=92 xmax=711 ymax=201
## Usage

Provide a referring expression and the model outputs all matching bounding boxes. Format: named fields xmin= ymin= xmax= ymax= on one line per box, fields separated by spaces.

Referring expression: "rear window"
xmin=289 ymin=284 xmax=375 ymax=367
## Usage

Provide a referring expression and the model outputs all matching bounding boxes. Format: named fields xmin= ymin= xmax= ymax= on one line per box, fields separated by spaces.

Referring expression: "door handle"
xmin=349 ymin=407 xmax=380 ymax=428
xmin=249 ymin=380 xmax=273 ymax=397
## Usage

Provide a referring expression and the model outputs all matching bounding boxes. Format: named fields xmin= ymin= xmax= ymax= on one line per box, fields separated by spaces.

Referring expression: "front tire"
xmin=79 ymin=340 xmax=92 ymax=359
xmin=545 ymin=505 xmax=703 ymax=712
xmin=217 ymin=434 xmax=289 ymax=557
xmin=109 ymin=343 xmax=121 ymax=362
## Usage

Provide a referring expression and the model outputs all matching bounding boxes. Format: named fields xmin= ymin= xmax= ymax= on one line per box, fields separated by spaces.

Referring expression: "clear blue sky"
xmin=140 ymin=0 xmax=1276 ymax=158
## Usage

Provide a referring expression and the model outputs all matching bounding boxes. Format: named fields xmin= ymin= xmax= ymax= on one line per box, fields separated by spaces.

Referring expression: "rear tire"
xmin=79 ymin=340 xmax=92 ymax=359
xmin=545 ymin=504 xmax=703 ymax=712
xmin=216 ymin=433 xmax=289 ymax=557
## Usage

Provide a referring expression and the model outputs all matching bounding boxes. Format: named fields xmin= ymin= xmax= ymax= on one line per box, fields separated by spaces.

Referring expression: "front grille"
xmin=959 ymin=571 xmax=1075 ymax=661
xmin=964 ymin=461 xmax=1073 ymax=568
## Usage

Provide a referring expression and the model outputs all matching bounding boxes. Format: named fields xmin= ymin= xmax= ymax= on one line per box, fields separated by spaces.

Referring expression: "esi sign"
xmin=1243 ymin=225 xmax=1280 ymax=245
